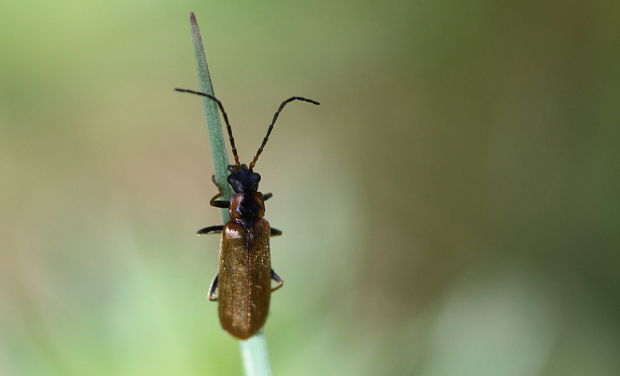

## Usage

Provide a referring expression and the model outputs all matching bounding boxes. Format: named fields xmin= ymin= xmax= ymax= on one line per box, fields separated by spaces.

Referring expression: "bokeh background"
xmin=1 ymin=1 xmax=619 ymax=375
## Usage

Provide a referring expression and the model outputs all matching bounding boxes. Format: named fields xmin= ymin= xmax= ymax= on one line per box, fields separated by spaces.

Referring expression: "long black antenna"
xmin=175 ymin=88 xmax=241 ymax=166
xmin=249 ymin=96 xmax=320 ymax=170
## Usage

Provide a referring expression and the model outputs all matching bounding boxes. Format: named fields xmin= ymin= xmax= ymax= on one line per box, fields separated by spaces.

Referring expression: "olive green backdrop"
xmin=1 ymin=1 xmax=619 ymax=375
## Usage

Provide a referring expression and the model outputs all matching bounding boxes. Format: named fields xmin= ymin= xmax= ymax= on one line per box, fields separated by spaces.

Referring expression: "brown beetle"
xmin=176 ymin=88 xmax=319 ymax=339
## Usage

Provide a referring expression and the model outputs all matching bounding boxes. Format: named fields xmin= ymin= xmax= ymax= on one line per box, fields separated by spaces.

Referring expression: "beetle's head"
xmin=227 ymin=164 xmax=261 ymax=193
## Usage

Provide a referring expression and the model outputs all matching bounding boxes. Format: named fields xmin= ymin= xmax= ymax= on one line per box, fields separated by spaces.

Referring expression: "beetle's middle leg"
xmin=197 ymin=225 xmax=224 ymax=235
xmin=208 ymin=273 xmax=219 ymax=301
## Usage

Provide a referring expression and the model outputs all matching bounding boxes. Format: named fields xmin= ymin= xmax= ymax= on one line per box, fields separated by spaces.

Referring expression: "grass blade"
xmin=187 ymin=12 xmax=274 ymax=376
xmin=190 ymin=12 xmax=232 ymax=219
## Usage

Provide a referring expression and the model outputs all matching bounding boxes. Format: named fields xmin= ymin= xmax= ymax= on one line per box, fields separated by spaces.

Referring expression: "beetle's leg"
xmin=197 ymin=225 xmax=224 ymax=235
xmin=263 ymin=193 xmax=273 ymax=201
xmin=208 ymin=274 xmax=219 ymax=301
xmin=270 ymin=227 xmax=282 ymax=236
xmin=270 ymin=269 xmax=284 ymax=292
xmin=210 ymin=195 xmax=229 ymax=208
xmin=210 ymin=175 xmax=230 ymax=208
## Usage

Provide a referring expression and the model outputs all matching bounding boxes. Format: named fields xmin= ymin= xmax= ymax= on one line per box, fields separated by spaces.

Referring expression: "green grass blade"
xmin=190 ymin=12 xmax=232 ymax=220
xmin=240 ymin=330 xmax=273 ymax=376
xmin=188 ymin=12 xmax=273 ymax=376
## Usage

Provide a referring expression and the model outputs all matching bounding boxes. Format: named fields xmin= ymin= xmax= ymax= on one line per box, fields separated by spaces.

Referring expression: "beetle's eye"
xmin=252 ymin=174 xmax=261 ymax=183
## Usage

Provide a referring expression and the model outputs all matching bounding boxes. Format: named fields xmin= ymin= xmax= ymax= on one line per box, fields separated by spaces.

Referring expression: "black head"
xmin=227 ymin=164 xmax=261 ymax=193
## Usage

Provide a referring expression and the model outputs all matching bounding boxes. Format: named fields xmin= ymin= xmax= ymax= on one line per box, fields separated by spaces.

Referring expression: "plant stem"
xmin=188 ymin=12 xmax=274 ymax=376
xmin=240 ymin=330 xmax=273 ymax=376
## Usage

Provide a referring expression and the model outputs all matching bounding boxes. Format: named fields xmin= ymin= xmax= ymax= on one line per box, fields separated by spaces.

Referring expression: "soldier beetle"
xmin=176 ymin=88 xmax=319 ymax=339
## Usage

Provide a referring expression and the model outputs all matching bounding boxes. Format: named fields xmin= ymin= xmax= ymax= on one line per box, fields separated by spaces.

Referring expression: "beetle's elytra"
xmin=176 ymin=88 xmax=319 ymax=339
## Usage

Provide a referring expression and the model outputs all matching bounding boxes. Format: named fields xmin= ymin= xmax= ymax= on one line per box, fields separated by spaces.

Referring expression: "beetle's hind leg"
xmin=263 ymin=193 xmax=273 ymax=201
xmin=270 ymin=269 xmax=284 ymax=292
xmin=270 ymin=227 xmax=282 ymax=236
xmin=197 ymin=225 xmax=224 ymax=235
xmin=208 ymin=274 xmax=219 ymax=301
xmin=210 ymin=175 xmax=230 ymax=208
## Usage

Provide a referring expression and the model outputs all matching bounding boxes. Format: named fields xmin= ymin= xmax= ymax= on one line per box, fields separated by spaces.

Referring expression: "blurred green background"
xmin=1 ymin=1 xmax=619 ymax=375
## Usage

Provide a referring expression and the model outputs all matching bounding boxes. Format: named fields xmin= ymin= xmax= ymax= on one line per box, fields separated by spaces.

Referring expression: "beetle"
xmin=175 ymin=88 xmax=319 ymax=339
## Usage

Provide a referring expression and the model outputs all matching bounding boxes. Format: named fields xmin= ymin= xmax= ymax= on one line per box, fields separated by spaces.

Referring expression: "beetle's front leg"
xmin=210 ymin=174 xmax=230 ymax=208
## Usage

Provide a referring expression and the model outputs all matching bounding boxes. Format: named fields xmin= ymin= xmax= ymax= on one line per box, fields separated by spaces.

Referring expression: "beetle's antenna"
xmin=249 ymin=96 xmax=320 ymax=170
xmin=175 ymin=88 xmax=241 ymax=166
